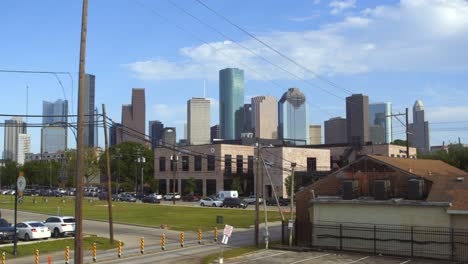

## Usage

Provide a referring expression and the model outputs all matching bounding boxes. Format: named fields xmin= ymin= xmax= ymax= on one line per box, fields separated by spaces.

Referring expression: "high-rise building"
xmin=162 ymin=127 xmax=176 ymax=146
xmin=369 ymin=102 xmax=392 ymax=144
xmin=84 ymin=74 xmax=96 ymax=147
xmin=409 ymin=100 xmax=430 ymax=153
xmin=210 ymin=125 xmax=220 ymax=143
xmin=309 ymin=125 xmax=322 ymax=145
xmin=251 ymin=96 xmax=278 ymax=139
xmin=119 ymin=88 xmax=146 ymax=145
xmin=149 ymin=120 xmax=164 ymax=150
xmin=278 ymin=88 xmax=309 ymax=145
xmin=219 ymin=68 xmax=244 ymax=140
xmin=324 ymin=117 xmax=347 ymax=144
xmin=109 ymin=123 xmax=122 ymax=147
xmin=242 ymin=104 xmax=253 ymax=134
xmin=346 ymin=94 xmax=369 ymax=145
xmin=42 ymin=99 xmax=68 ymax=125
xmin=17 ymin=134 xmax=30 ymax=165
xmin=41 ymin=126 xmax=67 ymax=153
xmin=94 ymin=107 xmax=99 ymax=147
xmin=187 ymin=98 xmax=211 ymax=145
xmin=3 ymin=117 xmax=27 ymax=161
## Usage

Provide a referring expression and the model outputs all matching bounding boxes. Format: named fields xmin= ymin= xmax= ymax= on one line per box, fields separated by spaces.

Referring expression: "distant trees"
xmin=420 ymin=145 xmax=468 ymax=172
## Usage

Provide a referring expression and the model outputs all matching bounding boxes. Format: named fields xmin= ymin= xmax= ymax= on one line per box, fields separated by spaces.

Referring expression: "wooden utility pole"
xmin=254 ymin=142 xmax=260 ymax=247
xmin=102 ymin=104 xmax=114 ymax=243
xmin=289 ymin=162 xmax=296 ymax=247
xmin=75 ymin=0 xmax=88 ymax=263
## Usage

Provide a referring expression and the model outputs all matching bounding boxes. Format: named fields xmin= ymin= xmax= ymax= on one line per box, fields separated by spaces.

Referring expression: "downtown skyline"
xmin=1 ymin=0 xmax=468 ymax=153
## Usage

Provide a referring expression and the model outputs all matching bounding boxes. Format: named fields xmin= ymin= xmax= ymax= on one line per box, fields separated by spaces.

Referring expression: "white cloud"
xmin=151 ymin=104 xmax=186 ymax=120
xmin=127 ymin=0 xmax=468 ymax=81
xmin=329 ymin=0 xmax=356 ymax=14
xmin=427 ymin=106 xmax=468 ymax=123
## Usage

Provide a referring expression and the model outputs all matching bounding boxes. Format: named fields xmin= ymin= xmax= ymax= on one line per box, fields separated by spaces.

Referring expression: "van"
xmin=216 ymin=190 xmax=238 ymax=201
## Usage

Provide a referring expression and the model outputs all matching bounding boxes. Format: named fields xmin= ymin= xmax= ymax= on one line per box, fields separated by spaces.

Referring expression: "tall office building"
xmin=109 ymin=123 xmax=122 ymax=147
xmin=219 ymin=68 xmax=244 ymax=140
xmin=119 ymin=88 xmax=146 ymax=145
xmin=346 ymin=94 xmax=369 ymax=145
xmin=242 ymin=104 xmax=253 ymax=134
xmin=409 ymin=100 xmax=430 ymax=152
xmin=149 ymin=120 xmax=164 ymax=149
xmin=42 ymin=99 xmax=68 ymax=153
xmin=251 ymin=96 xmax=278 ymax=139
xmin=3 ymin=117 xmax=27 ymax=161
xmin=161 ymin=127 xmax=176 ymax=146
xmin=324 ymin=117 xmax=347 ymax=144
xmin=369 ymin=102 xmax=392 ymax=144
xmin=309 ymin=125 xmax=322 ymax=145
xmin=94 ymin=108 xmax=99 ymax=147
xmin=17 ymin=134 xmax=30 ymax=165
xmin=84 ymin=74 xmax=96 ymax=147
xmin=278 ymin=88 xmax=309 ymax=145
xmin=210 ymin=125 xmax=220 ymax=142
xmin=187 ymin=98 xmax=211 ymax=145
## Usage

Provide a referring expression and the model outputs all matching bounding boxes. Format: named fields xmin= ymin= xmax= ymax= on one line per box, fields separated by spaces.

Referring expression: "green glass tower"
xmin=219 ymin=68 xmax=244 ymax=140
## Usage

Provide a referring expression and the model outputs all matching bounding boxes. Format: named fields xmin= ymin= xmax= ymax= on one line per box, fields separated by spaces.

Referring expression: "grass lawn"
xmin=0 ymin=236 xmax=119 ymax=258
xmin=202 ymin=246 xmax=260 ymax=264
xmin=0 ymin=196 xmax=283 ymax=232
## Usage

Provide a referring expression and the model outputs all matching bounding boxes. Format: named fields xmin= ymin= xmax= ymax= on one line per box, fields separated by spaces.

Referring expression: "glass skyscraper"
xmin=42 ymin=99 xmax=68 ymax=153
xmin=368 ymin=102 xmax=392 ymax=144
xmin=278 ymin=88 xmax=309 ymax=145
xmin=219 ymin=68 xmax=244 ymax=140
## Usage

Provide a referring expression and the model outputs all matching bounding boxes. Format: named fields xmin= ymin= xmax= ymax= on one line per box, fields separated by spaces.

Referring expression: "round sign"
xmin=210 ymin=148 xmax=215 ymax=153
xmin=17 ymin=176 xmax=26 ymax=192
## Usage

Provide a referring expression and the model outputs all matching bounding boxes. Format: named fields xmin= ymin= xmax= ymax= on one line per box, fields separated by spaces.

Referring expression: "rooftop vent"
xmin=457 ymin=177 xmax=465 ymax=182
xmin=408 ymin=168 xmax=413 ymax=173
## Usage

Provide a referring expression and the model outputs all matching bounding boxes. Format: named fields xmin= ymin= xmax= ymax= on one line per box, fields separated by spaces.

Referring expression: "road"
xmin=0 ymin=209 xmax=281 ymax=264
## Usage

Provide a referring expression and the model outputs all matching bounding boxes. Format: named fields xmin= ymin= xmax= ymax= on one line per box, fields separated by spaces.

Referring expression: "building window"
xmin=247 ymin=156 xmax=254 ymax=174
xmin=207 ymin=155 xmax=215 ymax=171
xmin=159 ymin=157 xmax=166 ymax=172
xmin=170 ymin=158 xmax=175 ymax=171
xmin=307 ymin=157 xmax=317 ymax=173
xmin=194 ymin=155 xmax=202 ymax=171
xmin=236 ymin=155 xmax=243 ymax=174
xmin=225 ymin=155 xmax=232 ymax=174
xmin=182 ymin=156 xmax=189 ymax=171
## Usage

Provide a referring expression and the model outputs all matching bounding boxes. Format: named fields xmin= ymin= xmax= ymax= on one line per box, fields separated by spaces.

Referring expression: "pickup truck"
xmin=0 ymin=218 xmax=16 ymax=243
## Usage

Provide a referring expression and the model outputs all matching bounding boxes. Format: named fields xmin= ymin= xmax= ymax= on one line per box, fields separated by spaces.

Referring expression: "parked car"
xmin=44 ymin=216 xmax=75 ymax=238
xmin=266 ymin=197 xmax=290 ymax=206
xmin=98 ymin=192 xmax=108 ymax=201
xmin=119 ymin=193 xmax=137 ymax=202
xmin=148 ymin=193 xmax=163 ymax=200
xmin=16 ymin=221 xmax=51 ymax=241
xmin=223 ymin=198 xmax=248 ymax=209
xmin=0 ymin=218 xmax=16 ymax=243
xmin=243 ymin=195 xmax=263 ymax=205
xmin=182 ymin=193 xmax=201 ymax=202
xmin=199 ymin=197 xmax=223 ymax=207
xmin=141 ymin=195 xmax=161 ymax=204
xmin=163 ymin=193 xmax=181 ymax=200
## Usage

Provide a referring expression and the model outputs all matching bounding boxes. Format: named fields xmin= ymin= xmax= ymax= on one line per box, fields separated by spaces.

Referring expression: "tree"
xmin=231 ymin=177 xmax=242 ymax=194
xmin=0 ymin=160 xmax=19 ymax=188
xmin=420 ymin=145 xmax=468 ymax=172
xmin=22 ymin=160 xmax=61 ymax=187
xmin=185 ymin=177 xmax=196 ymax=194
xmin=392 ymin=139 xmax=408 ymax=147
xmin=284 ymin=174 xmax=299 ymax=195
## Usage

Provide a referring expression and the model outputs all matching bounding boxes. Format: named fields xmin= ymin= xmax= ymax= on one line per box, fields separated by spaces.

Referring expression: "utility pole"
xmin=254 ymin=142 xmax=260 ymax=247
xmin=75 ymin=0 xmax=88 ymax=263
xmin=387 ymin=109 xmax=411 ymax=159
xmin=289 ymin=162 xmax=296 ymax=247
xmin=102 ymin=104 xmax=114 ymax=243
xmin=171 ymin=153 xmax=178 ymax=205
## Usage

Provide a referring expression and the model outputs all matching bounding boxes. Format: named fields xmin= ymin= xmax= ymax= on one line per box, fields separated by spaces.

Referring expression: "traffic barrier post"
xmin=65 ymin=246 xmax=69 ymax=264
xmin=118 ymin=240 xmax=122 ymax=258
xmin=35 ymin=249 xmax=39 ymax=264
xmin=48 ymin=256 xmax=52 ymax=264
xmin=140 ymin=237 xmax=144 ymax=254
xmin=92 ymin=242 xmax=97 ymax=262
xmin=2 ymin=252 xmax=5 ymax=264
xmin=198 ymin=228 xmax=202 ymax=244
xmin=161 ymin=233 xmax=166 ymax=251
xmin=180 ymin=232 xmax=184 ymax=247
xmin=214 ymin=227 xmax=218 ymax=242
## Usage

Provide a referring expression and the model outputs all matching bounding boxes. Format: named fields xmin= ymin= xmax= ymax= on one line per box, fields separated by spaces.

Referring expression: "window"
xmin=182 ymin=156 xmax=189 ymax=171
xmin=170 ymin=158 xmax=175 ymax=171
xmin=247 ymin=156 xmax=254 ymax=174
xmin=194 ymin=156 xmax=202 ymax=171
xmin=236 ymin=155 xmax=243 ymax=174
xmin=225 ymin=155 xmax=232 ymax=174
xmin=307 ymin=158 xmax=317 ymax=173
xmin=207 ymin=155 xmax=215 ymax=171
xmin=159 ymin=157 xmax=166 ymax=172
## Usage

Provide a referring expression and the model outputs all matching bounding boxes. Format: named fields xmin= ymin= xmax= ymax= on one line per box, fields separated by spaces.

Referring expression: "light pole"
xmin=113 ymin=149 xmax=121 ymax=194
xmin=170 ymin=154 xmax=178 ymax=205
xmin=137 ymin=157 xmax=145 ymax=194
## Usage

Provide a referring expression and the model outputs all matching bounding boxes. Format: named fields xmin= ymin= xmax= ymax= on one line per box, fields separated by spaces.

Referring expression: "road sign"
xmin=17 ymin=176 xmax=26 ymax=196
xmin=223 ymin=225 xmax=233 ymax=237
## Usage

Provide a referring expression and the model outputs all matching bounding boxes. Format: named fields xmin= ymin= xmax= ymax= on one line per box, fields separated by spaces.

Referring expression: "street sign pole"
xmin=14 ymin=171 xmax=26 ymax=256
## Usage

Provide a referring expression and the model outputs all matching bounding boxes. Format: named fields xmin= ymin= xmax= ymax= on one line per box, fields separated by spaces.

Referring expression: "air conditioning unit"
xmin=374 ymin=180 xmax=391 ymax=200
xmin=408 ymin=179 xmax=425 ymax=200
xmin=342 ymin=180 xmax=359 ymax=200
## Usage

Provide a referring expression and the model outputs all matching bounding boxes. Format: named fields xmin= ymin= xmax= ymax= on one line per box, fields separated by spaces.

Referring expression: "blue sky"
xmin=1 ymin=0 xmax=468 ymax=153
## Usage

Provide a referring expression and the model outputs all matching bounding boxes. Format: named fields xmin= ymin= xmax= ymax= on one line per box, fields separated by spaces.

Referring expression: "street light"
xmin=137 ymin=156 xmax=146 ymax=195
xmin=170 ymin=154 xmax=178 ymax=205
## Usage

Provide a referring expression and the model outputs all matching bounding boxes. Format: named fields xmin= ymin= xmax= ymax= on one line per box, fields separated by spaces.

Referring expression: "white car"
xmin=200 ymin=197 xmax=223 ymax=207
xmin=16 ymin=221 xmax=51 ymax=241
xmin=243 ymin=195 xmax=263 ymax=205
xmin=163 ymin=193 xmax=181 ymax=200
xmin=44 ymin=216 xmax=75 ymax=238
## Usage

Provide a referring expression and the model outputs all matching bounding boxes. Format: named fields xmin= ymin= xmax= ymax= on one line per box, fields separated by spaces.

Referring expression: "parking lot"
xmin=224 ymin=249 xmax=446 ymax=264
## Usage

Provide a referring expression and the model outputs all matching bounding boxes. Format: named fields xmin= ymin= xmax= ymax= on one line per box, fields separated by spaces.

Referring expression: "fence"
xmin=294 ymin=222 xmax=468 ymax=262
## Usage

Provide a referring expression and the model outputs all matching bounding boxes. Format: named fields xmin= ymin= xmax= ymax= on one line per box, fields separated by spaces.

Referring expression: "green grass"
xmin=0 ymin=196 xmax=283 ymax=232
xmin=0 ymin=236 xmax=120 ymax=258
xmin=203 ymin=246 xmax=260 ymax=264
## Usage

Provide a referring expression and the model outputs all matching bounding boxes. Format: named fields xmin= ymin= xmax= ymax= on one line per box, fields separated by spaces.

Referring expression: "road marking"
xmin=344 ymin=256 xmax=370 ymax=263
xmin=399 ymin=260 xmax=411 ymax=264
xmin=289 ymin=253 xmax=330 ymax=264
xmin=229 ymin=251 xmax=288 ymax=264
